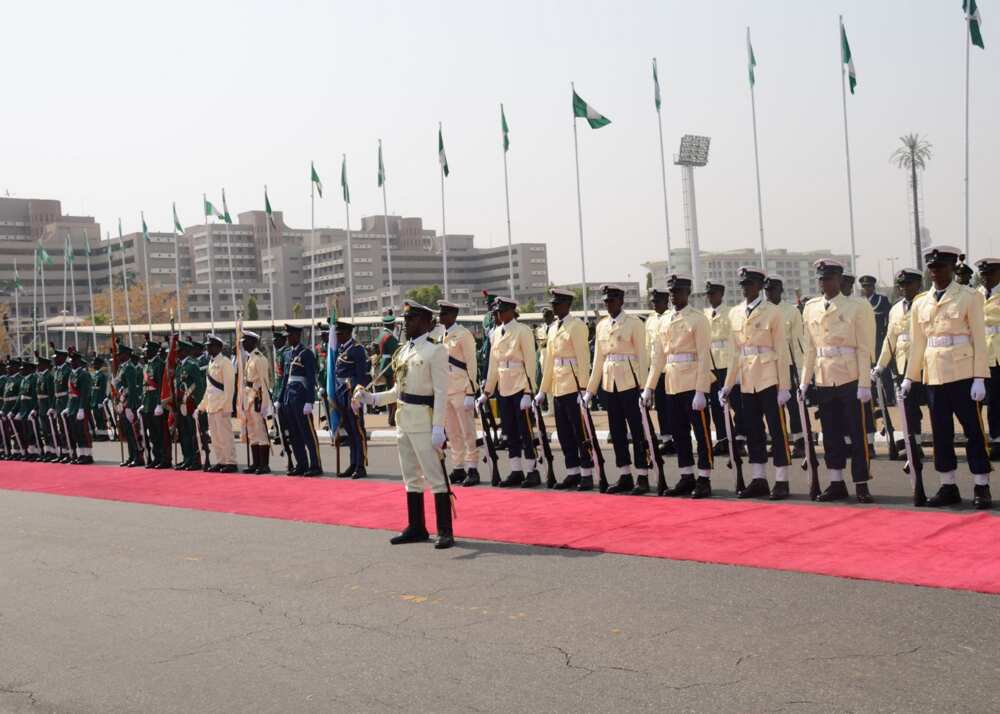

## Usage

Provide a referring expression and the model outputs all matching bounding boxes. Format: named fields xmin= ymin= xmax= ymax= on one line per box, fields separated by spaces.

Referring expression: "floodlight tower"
xmin=674 ymin=135 xmax=711 ymax=291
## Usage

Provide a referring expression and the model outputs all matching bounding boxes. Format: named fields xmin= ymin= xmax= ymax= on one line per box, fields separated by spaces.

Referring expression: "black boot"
xmin=855 ymin=482 xmax=874 ymax=504
xmin=691 ymin=476 xmax=713 ymax=499
xmin=555 ymin=473 xmax=581 ymax=490
xmin=462 ymin=468 xmax=481 ymax=487
xmin=433 ymin=492 xmax=455 ymax=550
xmin=606 ymin=473 xmax=634 ymax=494
xmin=973 ymin=484 xmax=993 ymax=510
xmin=449 ymin=468 xmax=467 ymax=485
xmin=351 ymin=465 xmax=367 ymax=479
xmin=926 ymin=484 xmax=962 ymax=507
xmin=630 ymin=475 xmax=650 ymax=495
xmin=390 ymin=492 xmax=430 ymax=545
xmin=257 ymin=446 xmax=271 ymax=475
xmin=665 ymin=475 xmax=696 ymax=497
xmin=576 ymin=475 xmax=594 ymax=491
xmin=738 ymin=477 xmax=770 ymax=499
xmin=499 ymin=470 xmax=524 ymax=488
xmin=769 ymin=481 xmax=790 ymax=500
xmin=338 ymin=464 xmax=356 ymax=479
xmin=816 ymin=481 xmax=849 ymax=502
xmin=242 ymin=446 xmax=258 ymax=474
xmin=790 ymin=439 xmax=806 ymax=459
xmin=521 ymin=469 xmax=542 ymax=488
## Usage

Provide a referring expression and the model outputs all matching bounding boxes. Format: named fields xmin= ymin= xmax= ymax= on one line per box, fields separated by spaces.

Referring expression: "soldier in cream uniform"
xmin=720 ymin=267 xmax=792 ymax=499
xmin=841 ymin=272 xmax=879 ymax=452
xmin=197 ymin=335 xmax=237 ymax=473
xmin=645 ymin=288 xmax=674 ymax=454
xmin=705 ymin=280 xmax=743 ymax=456
xmin=976 ymin=258 xmax=1000 ymax=446
xmin=354 ymin=300 xmax=454 ymax=549
xmin=642 ymin=274 xmax=715 ymax=498
xmin=584 ymin=284 xmax=649 ymax=494
xmin=534 ymin=288 xmax=594 ymax=490
xmin=765 ymin=275 xmax=806 ymax=457
xmin=436 ymin=300 xmax=480 ymax=486
xmin=477 ymin=296 xmax=539 ymax=488
xmin=241 ymin=330 xmax=272 ymax=475
xmin=872 ymin=268 xmax=926 ymax=449
xmin=902 ymin=246 xmax=991 ymax=509
xmin=799 ymin=260 xmax=875 ymax=503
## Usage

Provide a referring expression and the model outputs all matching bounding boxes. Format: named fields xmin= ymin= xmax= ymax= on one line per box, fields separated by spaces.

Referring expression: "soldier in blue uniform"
xmin=280 ymin=323 xmax=322 ymax=476
xmin=334 ymin=320 xmax=371 ymax=479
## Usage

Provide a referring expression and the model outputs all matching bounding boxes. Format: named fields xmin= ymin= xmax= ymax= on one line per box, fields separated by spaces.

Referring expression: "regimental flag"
xmin=841 ymin=21 xmax=857 ymax=94
xmin=264 ymin=187 xmax=277 ymax=229
xmin=64 ymin=233 xmax=74 ymax=264
xmin=173 ymin=202 xmax=184 ymax=234
xmin=652 ymin=58 xmax=662 ymax=111
xmin=965 ymin=0 xmax=985 ymax=49
xmin=572 ymin=89 xmax=611 ymax=128
xmin=13 ymin=259 xmax=22 ymax=292
xmin=438 ymin=126 xmax=450 ymax=177
xmin=141 ymin=212 xmax=150 ymax=242
xmin=204 ymin=197 xmax=224 ymax=221
xmin=747 ymin=28 xmax=757 ymax=88
xmin=501 ymin=104 xmax=510 ymax=152
xmin=36 ymin=244 xmax=53 ymax=270
xmin=221 ymin=189 xmax=233 ymax=225
xmin=341 ymin=156 xmax=350 ymax=204
xmin=311 ymin=161 xmax=323 ymax=197
xmin=377 ymin=142 xmax=386 ymax=188
xmin=160 ymin=331 xmax=178 ymax=413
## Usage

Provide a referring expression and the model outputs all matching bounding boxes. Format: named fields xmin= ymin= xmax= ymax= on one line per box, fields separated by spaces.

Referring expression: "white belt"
xmin=740 ymin=345 xmax=773 ymax=356
xmin=928 ymin=335 xmax=970 ymax=347
xmin=288 ymin=375 xmax=307 ymax=384
xmin=554 ymin=357 xmax=578 ymax=367
xmin=987 ymin=326 xmax=1000 ymax=335
xmin=665 ymin=353 xmax=697 ymax=364
xmin=816 ymin=346 xmax=856 ymax=358
xmin=711 ymin=340 xmax=728 ymax=350
xmin=207 ymin=383 xmax=223 ymax=394
xmin=897 ymin=333 xmax=911 ymax=344
xmin=606 ymin=354 xmax=636 ymax=362
xmin=498 ymin=360 xmax=523 ymax=368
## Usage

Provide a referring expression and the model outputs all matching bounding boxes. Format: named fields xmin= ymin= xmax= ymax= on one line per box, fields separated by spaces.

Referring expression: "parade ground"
xmin=3 ymin=436 xmax=1000 ymax=713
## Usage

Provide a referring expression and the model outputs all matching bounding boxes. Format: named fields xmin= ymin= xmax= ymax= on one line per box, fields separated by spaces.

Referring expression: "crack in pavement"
xmin=0 ymin=683 xmax=39 ymax=707
xmin=803 ymin=645 xmax=921 ymax=662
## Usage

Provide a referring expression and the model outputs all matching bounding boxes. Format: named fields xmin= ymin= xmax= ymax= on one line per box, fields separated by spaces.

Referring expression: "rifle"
xmin=271 ymin=407 xmax=294 ymax=472
xmin=896 ymin=383 xmax=927 ymax=507
xmin=571 ymin=371 xmax=607 ymax=492
xmin=531 ymin=400 xmax=556 ymax=488
xmin=8 ymin=414 xmax=25 ymax=456
xmin=873 ymin=369 xmax=899 ymax=460
xmin=638 ymin=397 xmax=668 ymax=496
xmin=59 ymin=410 xmax=76 ymax=461
xmin=476 ymin=397 xmax=502 ymax=486
xmin=30 ymin=413 xmax=43 ymax=458
xmin=47 ymin=411 xmax=63 ymax=460
xmin=796 ymin=387 xmax=821 ymax=500
xmin=722 ymin=393 xmax=745 ymax=494
xmin=137 ymin=409 xmax=150 ymax=465
xmin=0 ymin=412 xmax=10 ymax=458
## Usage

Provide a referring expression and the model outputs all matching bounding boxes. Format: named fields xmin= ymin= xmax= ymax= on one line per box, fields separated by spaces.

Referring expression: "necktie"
xmin=501 ymin=327 xmax=506 ymax=336
xmin=557 ymin=319 xmax=563 ymax=329
xmin=935 ymin=290 xmax=945 ymax=302
xmin=824 ymin=301 xmax=830 ymax=311
xmin=711 ymin=309 xmax=717 ymax=318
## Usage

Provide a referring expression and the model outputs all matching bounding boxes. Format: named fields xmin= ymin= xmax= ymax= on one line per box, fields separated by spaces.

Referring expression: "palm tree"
xmin=890 ymin=134 xmax=932 ymax=270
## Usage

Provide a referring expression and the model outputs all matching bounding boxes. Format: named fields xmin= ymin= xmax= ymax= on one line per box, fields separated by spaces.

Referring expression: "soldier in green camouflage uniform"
xmin=175 ymin=340 xmax=203 ymax=470
xmin=115 ymin=345 xmax=144 ymax=467
xmin=67 ymin=351 xmax=94 ymax=464
xmin=90 ymin=356 xmax=110 ymax=441
xmin=15 ymin=359 xmax=40 ymax=460
xmin=0 ymin=360 xmax=10 ymax=458
xmin=35 ymin=355 xmax=57 ymax=461
xmin=190 ymin=340 xmax=212 ymax=469
xmin=3 ymin=359 xmax=25 ymax=458
xmin=140 ymin=341 xmax=167 ymax=468
xmin=53 ymin=349 xmax=74 ymax=462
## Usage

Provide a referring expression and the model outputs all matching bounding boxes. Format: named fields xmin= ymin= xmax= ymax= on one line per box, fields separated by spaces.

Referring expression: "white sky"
xmin=3 ymin=0 xmax=998 ymax=286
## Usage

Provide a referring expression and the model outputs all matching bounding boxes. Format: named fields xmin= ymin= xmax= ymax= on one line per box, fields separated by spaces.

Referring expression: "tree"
xmin=890 ymin=134 xmax=932 ymax=271
xmin=292 ymin=303 xmax=303 ymax=319
xmin=406 ymin=284 xmax=443 ymax=306
xmin=523 ymin=298 xmax=537 ymax=313
xmin=90 ymin=282 xmax=182 ymax=326
xmin=246 ymin=295 xmax=259 ymax=320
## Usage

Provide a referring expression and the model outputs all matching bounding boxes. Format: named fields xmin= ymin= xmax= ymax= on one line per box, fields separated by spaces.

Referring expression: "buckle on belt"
xmin=928 ymin=334 xmax=970 ymax=347
xmin=665 ymin=353 xmax=696 ymax=363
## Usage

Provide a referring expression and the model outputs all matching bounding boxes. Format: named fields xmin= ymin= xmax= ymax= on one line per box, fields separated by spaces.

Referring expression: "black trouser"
xmin=988 ymin=365 xmax=1000 ymax=440
xmin=708 ymin=368 xmax=743 ymax=443
xmin=70 ymin=410 xmax=92 ymax=452
xmin=652 ymin=374 xmax=672 ymax=440
xmin=813 ymin=381 xmax=870 ymax=483
xmin=142 ymin=407 xmax=167 ymax=465
xmin=863 ymin=401 xmax=876 ymax=438
xmin=497 ymin=391 xmax=532 ymax=462
xmin=605 ymin=386 xmax=647 ymax=470
xmin=553 ymin=392 xmax=593 ymax=470
xmin=784 ymin=367 xmax=803 ymax=440
xmin=897 ymin=381 xmax=926 ymax=438
xmin=926 ymin=379 xmax=992 ymax=475
xmin=741 ymin=386 xmax=790 ymax=467
xmin=667 ymin=390 xmax=713 ymax=472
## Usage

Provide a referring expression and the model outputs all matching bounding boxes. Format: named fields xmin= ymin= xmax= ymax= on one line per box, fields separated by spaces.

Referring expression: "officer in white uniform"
xmin=437 ymin=299 xmax=481 ymax=486
xmin=197 ymin=335 xmax=237 ymax=473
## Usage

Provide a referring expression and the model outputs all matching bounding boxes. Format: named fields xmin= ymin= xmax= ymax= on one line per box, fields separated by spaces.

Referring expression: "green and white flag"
xmin=13 ymin=260 xmax=22 ymax=291
xmin=572 ymin=89 xmax=611 ymax=128
xmin=64 ymin=233 xmax=74 ymax=264
xmin=652 ymin=58 xmax=662 ymax=111
xmin=221 ymin=189 xmax=233 ymax=224
xmin=841 ymin=21 xmax=857 ymax=94
xmin=747 ymin=28 xmax=757 ymax=88
xmin=438 ymin=126 xmax=449 ymax=177
xmin=965 ymin=0 xmax=985 ymax=49
xmin=204 ymin=197 xmax=224 ymax=221
xmin=501 ymin=105 xmax=510 ymax=152
xmin=341 ymin=156 xmax=350 ymax=204
xmin=311 ymin=161 xmax=323 ymax=197
xmin=172 ymin=202 xmax=184 ymax=234
xmin=84 ymin=235 xmax=91 ymax=257
xmin=37 ymin=244 xmax=52 ymax=269
xmin=117 ymin=217 xmax=124 ymax=239
xmin=377 ymin=142 xmax=386 ymax=188
xmin=264 ymin=187 xmax=277 ymax=229
xmin=141 ymin=212 xmax=150 ymax=242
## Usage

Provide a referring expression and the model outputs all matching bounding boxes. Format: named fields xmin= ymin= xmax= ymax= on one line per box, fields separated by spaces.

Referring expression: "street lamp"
xmin=674 ymin=135 xmax=711 ymax=291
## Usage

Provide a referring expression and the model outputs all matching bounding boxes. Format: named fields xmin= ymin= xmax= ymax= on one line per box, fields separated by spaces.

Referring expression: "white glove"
xmin=125 ymin=408 xmax=135 ymax=423
xmin=641 ymin=388 xmax=653 ymax=408
xmin=533 ymin=392 xmax=546 ymax=407
xmin=61 ymin=409 xmax=69 ymax=418
xmin=519 ymin=394 xmax=531 ymax=411
xmin=303 ymin=402 xmax=313 ymax=416
xmin=30 ymin=410 xmax=37 ymax=419
xmin=777 ymin=389 xmax=791 ymax=406
xmin=431 ymin=425 xmax=446 ymax=450
xmin=857 ymin=386 xmax=872 ymax=403
xmin=154 ymin=405 xmax=164 ymax=416
xmin=353 ymin=390 xmax=374 ymax=407
xmin=899 ymin=378 xmax=912 ymax=398
xmin=180 ymin=404 xmax=188 ymax=417
xmin=972 ymin=377 xmax=986 ymax=402
xmin=798 ymin=382 xmax=809 ymax=398
xmin=475 ymin=393 xmax=489 ymax=410
xmin=692 ymin=391 xmax=707 ymax=411
xmin=76 ymin=408 xmax=85 ymax=421
xmin=463 ymin=395 xmax=475 ymax=412
xmin=870 ymin=366 xmax=883 ymax=380
xmin=718 ymin=387 xmax=730 ymax=407
xmin=580 ymin=391 xmax=593 ymax=407
xmin=47 ymin=408 xmax=55 ymax=417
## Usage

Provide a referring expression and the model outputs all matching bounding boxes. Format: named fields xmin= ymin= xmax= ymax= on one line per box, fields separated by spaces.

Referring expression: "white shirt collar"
xmin=746 ymin=295 xmax=764 ymax=311
xmin=409 ymin=333 xmax=429 ymax=347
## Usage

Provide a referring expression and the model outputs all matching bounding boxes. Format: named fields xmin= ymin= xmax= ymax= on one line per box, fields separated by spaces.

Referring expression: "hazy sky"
xmin=3 ymin=0 xmax=998 ymax=285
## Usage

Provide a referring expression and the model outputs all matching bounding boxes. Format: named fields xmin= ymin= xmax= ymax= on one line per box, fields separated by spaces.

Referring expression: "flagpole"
xmin=84 ymin=235 xmax=97 ymax=353
xmin=379 ymin=140 xmax=395 ymax=309
xmin=839 ymin=16 xmax=857 ymax=275
xmin=41 ymin=257 xmax=49 ymax=349
xmin=964 ymin=15 xmax=971 ymax=259
xmin=13 ymin=259 xmax=21 ymax=355
xmin=140 ymin=213 xmax=153 ymax=340
xmin=69 ymin=232 xmax=78 ymax=350
xmin=105 ymin=231 xmax=116 ymax=343
xmin=747 ymin=32 xmax=767 ymax=271
xmin=119 ymin=221 xmax=133 ymax=347
xmin=310 ymin=170 xmax=316 ymax=348
xmin=173 ymin=205 xmax=182 ymax=332
xmin=222 ymin=194 xmax=238 ymax=324
xmin=653 ymin=61 xmax=674 ymax=274
xmin=204 ymin=195 xmax=216 ymax=334
xmin=32 ymin=251 xmax=38 ymax=351
xmin=265 ymin=186 xmax=275 ymax=320
xmin=343 ymin=154 xmax=355 ymax=317
xmin=570 ymin=82 xmax=590 ymax=317
xmin=439 ymin=122 xmax=449 ymax=301
xmin=501 ymin=104 xmax=515 ymax=297
xmin=61 ymin=235 xmax=68 ymax=349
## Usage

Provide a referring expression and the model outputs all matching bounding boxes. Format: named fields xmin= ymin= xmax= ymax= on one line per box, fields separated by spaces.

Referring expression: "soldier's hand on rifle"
xmin=899 ymin=378 xmax=912 ymax=398
xmin=303 ymin=402 xmax=313 ymax=416
xmin=47 ymin=408 xmax=55 ymax=417
xmin=691 ymin=391 xmax=707 ymax=411
xmin=463 ymin=395 xmax=475 ymax=411
xmin=718 ymin=386 xmax=729 ymax=407
xmin=777 ymin=389 xmax=791 ymax=406
xmin=519 ymin=394 xmax=532 ymax=411
xmin=431 ymin=425 xmax=446 ymax=450
xmin=154 ymin=404 xmax=164 ymax=416
xmin=870 ymin=365 xmax=883 ymax=380
xmin=533 ymin=391 xmax=546 ymax=407
xmin=641 ymin=388 xmax=653 ymax=408
xmin=29 ymin=409 xmax=36 ymax=419
xmin=798 ymin=381 xmax=809 ymax=399
xmin=971 ymin=378 xmax=986 ymax=402
xmin=475 ymin=393 xmax=489 ymax=410
xmin=76 ymin=409 xmax=85 ymax=421
xmin=580 ymin=391 xmax=593 ymax=407
xmin=125 ymin=408 xmax=135 ymax=423
xmin=856 ymin=386 xmax=872 ymax=403
xmin=61 ymin=408 xmax=70 ymax=418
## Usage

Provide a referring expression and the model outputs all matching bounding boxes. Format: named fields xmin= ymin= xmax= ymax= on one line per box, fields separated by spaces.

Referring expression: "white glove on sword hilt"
xmin=640 ymin=388 xmax=653 ymax=408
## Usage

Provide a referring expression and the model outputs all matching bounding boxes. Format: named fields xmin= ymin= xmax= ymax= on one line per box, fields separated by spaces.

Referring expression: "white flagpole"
xmin=501 ymin=104 xmax=515 ymax=297
xmin=310 ymin=170 xmax=316 ymax=348
xmin=84 ymin=235 xmax=97 ymax=353
xmin=41 ymin=256 xmax=49 ymax=348
xmin=119 ymin=221 xmax=133 ymax=347
xmin=204 ymin=195 xmax=216 ymax=333
xmin=265 ymin=187 xmax=275 ymax=320
xmin=964 ymin=13 xmax=971 ymax=258
xmin=13 ymin=259 xmax=21 ymax=355
xmin=105 ymin=231 xmax=116 ymax=340
xmin=570 ymin=82 xmax=590 ymax=317
xmin=140 ymin=212 xmax=153 ymax=340
xmin=439 ymin=122 xmax=449 ymax=301
xmin=379 ymin=140 xmax=395 ymax=309
xmin=653 ymin=59 xmax=674 ymax=274
xmin=221 ymin=192 xmax=238 ymax=323
xmin=173 ymin=205 xmax=182 ymax=331
xmin=61 ymin=235 xmax=68 ymax=349
xmin=839 ymin=15 xmax=858 ymax=275
xmin=343 ymin=155 xmax=355 ymax=317
xmin=32 ymin=251 xmax=38 ymax=351
xmin=69 ymin=232 xmax=78 ymax=350
xmin=747 ymin=31 xmax=767 ymax=271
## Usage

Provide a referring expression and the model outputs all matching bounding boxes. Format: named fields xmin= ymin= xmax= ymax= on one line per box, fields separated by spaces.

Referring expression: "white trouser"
xmin=398 ymin=429 xmax=448 ymax=494
xmin=207 ymin=411 xmax=236 ymax=465
xmin=444 ymin=391 xmax=478 ymax=468
xmin=242 ymin=409 xmax=269 ymax=446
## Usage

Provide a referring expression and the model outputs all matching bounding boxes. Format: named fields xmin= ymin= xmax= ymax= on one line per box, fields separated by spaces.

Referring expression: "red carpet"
xmin=3 ymin=463 xmax=1000 ymax=594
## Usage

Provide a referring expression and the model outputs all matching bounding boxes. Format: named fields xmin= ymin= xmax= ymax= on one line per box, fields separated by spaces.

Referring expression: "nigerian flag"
xmin=64 ymin=233 xmax=74 ymax=263
xmin=311 ymin=161 xmax=323 ymax=197
xmin=841 ymin=21 xmax=857 ymax=94
xmin=653 ymin=58 xmax=662 ymax=111
xmin=13 ymin=260 xmax=22 ymax=291
xmin=264 ymin=187 xmax=277 ymax=229
xmin=572 ymin=89 xmax=611 ymax=128
xmin=173 ymin=202 xmax=184 ymax=234
xmin=377 ymin=141 xmax=386 ymax=188
xmin=965 ymin=0 xmax=985 ymax=49
xmin=36 ymin=244 xmax=52 ymax=271
xmin=141 ymin=212 xmax=150 ymax=242
xmin=341 ymin=155 xmax=350 ymax=204
xmin=221 ymin=189 xmax=233 ymax=224
xmin=204 ymin=197 xmax=224 ymax=220
xmin=747 ymin=28 xmax=757 ymax=88
xmin=84 ymin=236 xmax=91 ymax=257
xmin=438 ymin=125 xmax=449 ymax=177
xmin=501 ymin=104 xmax=510 ymax=152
